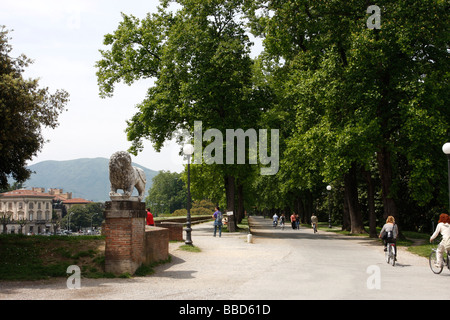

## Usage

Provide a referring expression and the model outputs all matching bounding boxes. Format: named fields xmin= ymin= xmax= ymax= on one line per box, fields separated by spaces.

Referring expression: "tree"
xmin=16 ymin=218 xmax=27 ymax=235
xmin=245 ymin=0 xmax=449 ymax=233
xmin=96 ymin=0 xmax=264 ymax=232
xmin=0 ymin=212 xmax=12 ymax=234
xmin=146 ymin=170 xmax=186 ymax=214
xmin=63 ymin=203 xmax=104 ymax=231
xmin=0 ymin=27 xmax=69 ymax=188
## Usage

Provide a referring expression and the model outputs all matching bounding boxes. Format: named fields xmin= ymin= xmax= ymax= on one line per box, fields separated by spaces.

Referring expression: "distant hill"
xmin=23 ymin=158 xmax=159 ymax=202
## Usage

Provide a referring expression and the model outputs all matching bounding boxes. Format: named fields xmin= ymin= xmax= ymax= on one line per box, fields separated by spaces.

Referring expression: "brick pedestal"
xmin=104 ymin=200 xmax=146 ymax=275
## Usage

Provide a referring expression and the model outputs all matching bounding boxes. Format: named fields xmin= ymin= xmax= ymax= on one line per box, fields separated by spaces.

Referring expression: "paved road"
xmin=1 ymin=216 xmax=449 ymax=300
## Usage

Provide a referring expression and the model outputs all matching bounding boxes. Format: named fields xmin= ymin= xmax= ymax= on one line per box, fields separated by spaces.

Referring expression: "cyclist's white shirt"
xmin=380 ymin=223 xmax=398 ymax=239
xmin=430 ymin=223 xmax=450 ymax=241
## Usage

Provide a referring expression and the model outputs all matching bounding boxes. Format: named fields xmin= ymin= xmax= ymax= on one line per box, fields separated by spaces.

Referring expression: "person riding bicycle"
xmin=430 ymin=213 xmax=450 ymax=268
xmin=272 ymin=213 xmax=279 ymax=227
xmin=311 ymin=213 xmax=318 ymax=233
xmin=379 ymin=216 xmax=398 ymax=254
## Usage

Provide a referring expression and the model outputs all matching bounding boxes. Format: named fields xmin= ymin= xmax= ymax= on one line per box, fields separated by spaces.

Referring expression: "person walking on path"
xmin=430 ymin=213 xmax=450 ymax=267
xmin=311 ymin=213 xmax=318 ymax=233
xmin=280 ymin=213 xmax=286 ymax=230
xmin=213 ymin=206 xmax=223 ymax=237
xmin=290 ymin=213 xmax=297 ymax=230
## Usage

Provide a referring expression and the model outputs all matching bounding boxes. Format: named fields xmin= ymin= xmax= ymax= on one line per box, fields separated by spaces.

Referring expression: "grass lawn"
xmin=0 ymin=234 xmax=108 ymax=281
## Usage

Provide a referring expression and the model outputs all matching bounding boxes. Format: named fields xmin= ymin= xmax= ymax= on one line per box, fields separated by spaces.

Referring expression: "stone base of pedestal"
xmin=103 ymin=200 xmax=146 ymax=275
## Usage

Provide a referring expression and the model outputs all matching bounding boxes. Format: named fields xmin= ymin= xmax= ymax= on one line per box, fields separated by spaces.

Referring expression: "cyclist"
xmin=272 ymin=213 xmax=279 ymax=227
xmin=379 ymin=216 xmax=398 ymax=256
xmin=311 ymin=213 xmax=318 ymax=233
xmin=430 ymin=213 xmax=450 ymax=268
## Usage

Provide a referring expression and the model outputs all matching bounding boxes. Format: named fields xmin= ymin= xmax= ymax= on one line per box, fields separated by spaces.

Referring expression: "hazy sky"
xmin=1 ymin=0 xmax=188 ymax=172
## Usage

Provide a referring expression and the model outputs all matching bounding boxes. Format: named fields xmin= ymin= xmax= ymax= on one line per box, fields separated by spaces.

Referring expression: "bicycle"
xmin=429 ymin=247 xmax=450 ymax=274
xmin=385 ymin=241 xmax=396 ymax=266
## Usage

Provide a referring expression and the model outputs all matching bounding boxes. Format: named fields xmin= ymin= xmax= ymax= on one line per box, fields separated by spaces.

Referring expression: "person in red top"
xmin=146 ymin=208 xmax=154 ymax=226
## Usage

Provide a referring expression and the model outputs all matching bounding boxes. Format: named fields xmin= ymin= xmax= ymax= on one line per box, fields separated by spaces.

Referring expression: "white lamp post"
xmin=183 ymin=143 xmax=194 ymax=246
xmin=442 ymin=143 xmax=450 ymax=213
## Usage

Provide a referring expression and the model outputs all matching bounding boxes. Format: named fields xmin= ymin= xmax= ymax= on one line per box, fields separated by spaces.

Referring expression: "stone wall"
xmin=144 ymin=226 xmax=169 ymax=264
xmin=155 ymin=222 xmax=184 ymax=241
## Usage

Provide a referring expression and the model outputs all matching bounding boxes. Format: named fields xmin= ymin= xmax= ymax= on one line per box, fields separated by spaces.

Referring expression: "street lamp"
xmin=183 ymin=143 xmax=194 ymax=246
xmin=327 ymin=185 xmax=332 ymax=228
xmin=68 ymin=212 xmax=74 ymax=233
xmin=90 ymin=213 xmax=98 ymax=232
xmin=442 ymin=143 xmax=450 ymax=213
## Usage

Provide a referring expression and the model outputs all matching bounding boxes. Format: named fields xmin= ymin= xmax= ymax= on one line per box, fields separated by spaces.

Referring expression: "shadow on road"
xmin=249 ymin=216 xmax=382 ymax=245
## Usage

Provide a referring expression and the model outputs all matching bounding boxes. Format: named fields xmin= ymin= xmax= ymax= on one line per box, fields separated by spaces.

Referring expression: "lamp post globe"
xmin=183 ymin=143 xmax=194 ymax=156
xmin=326 ymin=185 xmax=332 ymax=228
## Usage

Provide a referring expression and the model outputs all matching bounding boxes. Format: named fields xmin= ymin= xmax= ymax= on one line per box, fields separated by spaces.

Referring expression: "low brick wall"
xmin=155 ymin=222 xmax=184 ymax=241
xmin=156 ymin=216 xmax=213 ymax=225
xmin=154 ymin=217 xmax=214 ymax=242
xmin=144 ymin=226 xmax=169 ymax=264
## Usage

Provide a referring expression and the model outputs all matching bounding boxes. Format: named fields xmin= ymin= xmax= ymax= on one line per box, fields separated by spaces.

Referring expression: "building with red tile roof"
xmin=0 ymin=189 xmax=56 ymax=234
xmin=62 ymin=198 xmax=93 ymax=210
xmin=0 ymin=188 xmax=94 ymax=234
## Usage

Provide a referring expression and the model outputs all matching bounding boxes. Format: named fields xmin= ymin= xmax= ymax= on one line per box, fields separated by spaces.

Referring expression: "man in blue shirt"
xmin=213 ymin=206 xmax=223 ymax=237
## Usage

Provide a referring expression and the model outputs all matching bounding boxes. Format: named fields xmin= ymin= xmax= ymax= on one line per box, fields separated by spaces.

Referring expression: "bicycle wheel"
xmin=390 ymin=245 xmax=396 ymax=266
xmin=429 ymin=250 xmax=443 ymax=274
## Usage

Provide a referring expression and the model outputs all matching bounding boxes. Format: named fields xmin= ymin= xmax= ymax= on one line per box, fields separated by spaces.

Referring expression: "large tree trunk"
xmin=224 ymin=175 xmax=236 ymax=232
xmin=296 ymin=196 xmax=306 ymax=224
xmin=363 ymin=168 xmax=377 ymax=238
xmin=344 ymin=164 xmax=366 ymax=234
xmin=237 ymin=183 xmax=244 ymax=224
xmin=342 ymin=194 xmax=351 ymax=232
xmin=376 ymin=148 xmax=398 ymax=222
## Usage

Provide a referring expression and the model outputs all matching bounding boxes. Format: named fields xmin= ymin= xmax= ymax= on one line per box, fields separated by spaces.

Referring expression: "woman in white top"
xmin=430 ymin=213 xmax=450 ymax=267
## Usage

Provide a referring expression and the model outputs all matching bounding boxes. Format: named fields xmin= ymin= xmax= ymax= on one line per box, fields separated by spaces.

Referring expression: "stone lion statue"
xmin=109 ymin=151 xmax=146 ymax=201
